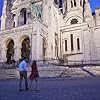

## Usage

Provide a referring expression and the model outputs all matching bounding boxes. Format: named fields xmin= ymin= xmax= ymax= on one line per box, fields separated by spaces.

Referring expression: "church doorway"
xmin=21 ymin=37 xmax=30 ymax=61
xmin=6 ymin=39 xmax=14 ymax=63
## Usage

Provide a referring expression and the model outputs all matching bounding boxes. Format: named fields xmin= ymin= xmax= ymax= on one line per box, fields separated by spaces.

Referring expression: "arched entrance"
xmin=21 ymin=37 xmax=30 ymax=61
xmin=6 ymin=39 xmax=14 ymax=63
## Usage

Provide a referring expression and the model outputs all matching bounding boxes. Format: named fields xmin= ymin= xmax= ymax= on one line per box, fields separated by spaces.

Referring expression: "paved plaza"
xmin=0 ymin=77 xmax=100 ymax=100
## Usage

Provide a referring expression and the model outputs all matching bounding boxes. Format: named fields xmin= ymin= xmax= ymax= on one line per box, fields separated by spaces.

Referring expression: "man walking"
xmin=19 ymin=58 xmax=28 ymax=91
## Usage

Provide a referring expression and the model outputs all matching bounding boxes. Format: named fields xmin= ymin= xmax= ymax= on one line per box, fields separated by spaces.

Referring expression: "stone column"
xmin=14 ymin=14 xmax=19 ymax=27
xmin=28 ymin=33 xmax=32 ymax=61
xmin=31 ymin=30 xmax=37 ymax=61
xmin=67 ymin=0 xmax=71 ymax=12
xmin=14 ymin=46 xmax=21 ymax=61
xmin=77 ymin=0 xmax=80 ymax=7
xmin=1 ymin=48 xmax=7 ymax=62
xmin=63 ymin=0 xmax=67 ymax=14
xmin=36 ymin=29 xmax=42 ymax=60
xmin=31 ymin=25 xmax=44 ymax=61
xmin=26 ymin=8 xmax=31 ymax=24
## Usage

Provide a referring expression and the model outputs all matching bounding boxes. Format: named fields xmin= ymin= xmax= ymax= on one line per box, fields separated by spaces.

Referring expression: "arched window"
xmin=80 ymin=0 xmax=82 ymax=6
xmin=71 ymin=1 xmax=73 ymax=8
xmin=65 ymin=40 xmax=67 ymax=51
xmin=11 ymin=14 xmax=15 ymax=28
xmin=55 ymin=33 xmax=58 ymax=58
xmin=20 ymin=8 xmax=27 ymax=25
xmin=43 ymin=38 xmax=47 ymax=58
xmin=74 ymin=0 xmax=76 ymax=7
xmin=70 ymin=34 xmax=74 ymax=51
xmin=13 ymin=22 xmax=15 ymax=27
xmin=77 ymin=38 xmax=80 ymax=50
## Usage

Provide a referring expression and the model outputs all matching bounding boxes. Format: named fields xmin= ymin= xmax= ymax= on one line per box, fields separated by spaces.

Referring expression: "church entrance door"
xmin=21 ymin=37 xmax=30 ymax=61
xmin=6 ymin=40 xmax=14 ymax=63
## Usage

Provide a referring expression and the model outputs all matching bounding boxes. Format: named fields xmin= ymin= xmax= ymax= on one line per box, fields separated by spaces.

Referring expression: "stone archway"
xmin=21 ymin=37 xmax=30 ymax=61
xmin=6 ymin=39 xmax=14 ymax=63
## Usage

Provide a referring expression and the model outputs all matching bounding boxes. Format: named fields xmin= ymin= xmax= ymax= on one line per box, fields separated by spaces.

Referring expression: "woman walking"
xmin=29 ymin=60 xmax=39 ymax=90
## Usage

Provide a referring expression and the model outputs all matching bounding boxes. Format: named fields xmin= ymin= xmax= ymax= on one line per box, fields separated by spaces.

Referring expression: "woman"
xmin=29 ymin=60 xmax=39 ymax=90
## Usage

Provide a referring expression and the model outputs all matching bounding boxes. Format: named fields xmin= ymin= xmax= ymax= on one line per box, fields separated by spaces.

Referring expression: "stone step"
xmin=0 ymin=66 xmax=100 ymax=79
xmin=0 ymin=69 xmax=19 ymax=79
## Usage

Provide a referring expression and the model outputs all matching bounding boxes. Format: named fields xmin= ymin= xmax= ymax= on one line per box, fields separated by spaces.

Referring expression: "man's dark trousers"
xmin=19 ymin=71 xmax=28 ymax=90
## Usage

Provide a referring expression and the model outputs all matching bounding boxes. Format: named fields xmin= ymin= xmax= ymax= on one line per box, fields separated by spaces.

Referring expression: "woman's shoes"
xmin=34 ymin=88 xmax=40 ymax=91
xmin=25 ymin=88 xmax=29 ymax=91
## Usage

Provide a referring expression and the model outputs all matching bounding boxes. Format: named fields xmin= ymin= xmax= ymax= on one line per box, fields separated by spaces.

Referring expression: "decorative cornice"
xmin=0 ymin=24 xmax=33 ymax=35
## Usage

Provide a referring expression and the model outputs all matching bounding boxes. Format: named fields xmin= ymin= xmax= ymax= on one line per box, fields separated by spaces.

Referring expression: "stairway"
xmin=0 ymin=65 xmax=100 ymax=79
xmin=59 ymin=66 xmax=100 ymax=77
xmin=0 ymin=69 xmax=19 ymax=79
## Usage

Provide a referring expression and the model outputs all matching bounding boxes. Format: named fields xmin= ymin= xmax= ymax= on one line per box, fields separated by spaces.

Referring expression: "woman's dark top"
xmin=29 ymin=64 xmax=39 ymax=80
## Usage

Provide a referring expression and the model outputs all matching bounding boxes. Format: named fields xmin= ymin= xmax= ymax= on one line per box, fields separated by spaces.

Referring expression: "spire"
xmin=2 ymin=0 xmax=7 ymax=16
xmin=1 ymin=0 xmax=8 ymax=30
xmin=63 ymin=0 xmax=85 ymax=13
xmin=1 ymin=0 xmax=12 ymax=30
xmin=85 ymin=0 xmax=89 ymax=2
xmin=84 ymin=0 xmax=92 ymax=18
xmin=84 ymin=0 xmax=93 ymax=27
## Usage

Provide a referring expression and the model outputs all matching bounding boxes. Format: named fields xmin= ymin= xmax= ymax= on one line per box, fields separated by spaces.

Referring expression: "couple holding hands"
xmin=19 ymin=58 xmax=39 ymax=91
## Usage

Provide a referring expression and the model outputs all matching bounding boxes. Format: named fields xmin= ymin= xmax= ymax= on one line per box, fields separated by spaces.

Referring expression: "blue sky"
xmin=0 ymin=0 xmax=3 ymax=17
xmin=90 ymin=0 xmax=100 ymax=12
xmin=0 ymin=0 xmax=100 ymax=17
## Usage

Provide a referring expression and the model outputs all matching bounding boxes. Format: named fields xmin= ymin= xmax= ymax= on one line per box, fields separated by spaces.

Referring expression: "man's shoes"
xmin=19 ymin=88 xmax=29 ymax=91
xmin=19 ymin=89 xmax=22 ymax=91
xmin=34 ymin=88 xmax=40 ymax=91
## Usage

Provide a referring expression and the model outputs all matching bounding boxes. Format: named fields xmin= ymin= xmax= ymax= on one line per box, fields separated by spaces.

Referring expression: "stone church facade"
xmin=0 ymin=0 xmax=100 ymax=63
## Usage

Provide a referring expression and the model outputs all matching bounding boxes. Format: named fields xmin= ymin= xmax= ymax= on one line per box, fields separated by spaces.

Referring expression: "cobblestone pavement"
xmin=0 ymin=77 xmax=100 ymax=100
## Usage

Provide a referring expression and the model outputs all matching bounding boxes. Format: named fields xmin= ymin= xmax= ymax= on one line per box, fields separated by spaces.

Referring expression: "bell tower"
xmin=63 ymin=0 xmax=86 ymax=26
xmin=64 ymin=0 xmax=85 ymax=13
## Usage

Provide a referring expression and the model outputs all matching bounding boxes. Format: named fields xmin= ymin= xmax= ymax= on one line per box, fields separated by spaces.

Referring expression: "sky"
xmin=0 ymin=0 xmax=100 ymax=17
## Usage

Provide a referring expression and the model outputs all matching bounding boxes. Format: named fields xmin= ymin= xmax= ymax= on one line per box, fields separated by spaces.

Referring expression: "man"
xmin=19 ymin=58 xmax=28 ymax=91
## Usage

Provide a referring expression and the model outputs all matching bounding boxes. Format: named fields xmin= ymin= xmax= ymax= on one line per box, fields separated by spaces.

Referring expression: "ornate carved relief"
xmin=31 ymin=3 xmax=43 ymax=20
